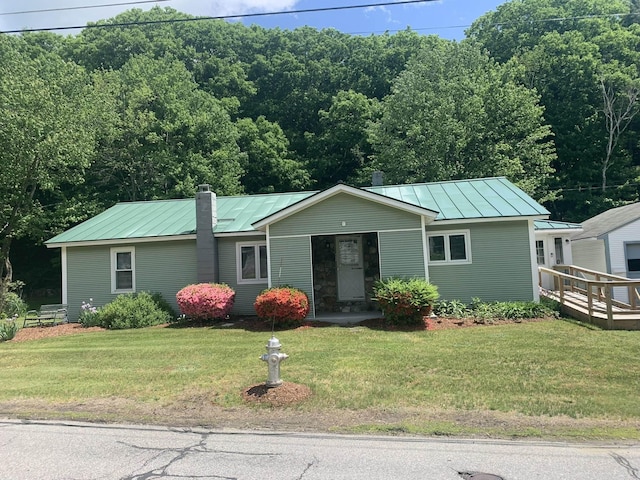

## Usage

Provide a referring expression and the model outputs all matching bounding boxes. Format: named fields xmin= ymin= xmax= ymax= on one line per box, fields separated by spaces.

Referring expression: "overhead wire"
xmin=0 ymin=0 xmax=439 ymax=34
xmin=0 ymin=0 xmax=172 ymax=17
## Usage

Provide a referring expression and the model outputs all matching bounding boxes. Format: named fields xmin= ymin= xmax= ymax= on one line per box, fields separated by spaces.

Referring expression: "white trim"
xmin=269 ymin=227 xmax=423 ymax=240
xmin=528 ymin=220 xmax=540 ymax=301
xmin=266 ymin=225 xmax=272 ymax=289
xmin=432 ymin=215 xmax=548 ymax=226
xmin=308 ymin=235 xmax=316 ymax=319
xmin=47 ymin=234 xmax=196 ymax=249
xmin=236 ymin=241 xmax=268 ymax=285
xmin=110 ymin=246 xmax=136 ymax=294
xmin=534 ymin=228 xmax=583 ymax=236
xmin=426 ymin=230 xmax=472 ymax=265
xmin=376 ymin=232 xmax=384 ymax=279
xmin=214 ymin=231 xmax=266 ymax=238
xmin=252 ymin=183 xmax=438 ymax=230
xmin=61 ymin=247 xmax=68 ymax=305
xmin=421 ymin=216 xmax=430 ymax=280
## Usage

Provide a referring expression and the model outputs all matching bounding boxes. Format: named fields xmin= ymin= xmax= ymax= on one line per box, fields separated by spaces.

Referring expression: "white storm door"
xmin=336 ymin=235 xmax=365 ymax=301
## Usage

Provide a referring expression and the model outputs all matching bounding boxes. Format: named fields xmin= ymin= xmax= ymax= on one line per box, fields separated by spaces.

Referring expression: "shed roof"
xmin=46 ymin=177 xmax=548 ymax=246
xmin=571 ymin=203 xmax=640 ymax=241
xmin=534 ymin=220 xmax=582 ymax=232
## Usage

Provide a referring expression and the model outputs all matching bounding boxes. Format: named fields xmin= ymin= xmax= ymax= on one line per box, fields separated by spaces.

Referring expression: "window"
xmin=536 ymin=240 xmax=545 ymax=265
xmin=111 ymin=247 xmax=135 ymax=293
xmin=427 ymin=231 xmax=471 ymax=264
xmin=626 ymin=243 xmax=640 ymax=273
xmin=237 ymin=242 xmax=268 ymax=284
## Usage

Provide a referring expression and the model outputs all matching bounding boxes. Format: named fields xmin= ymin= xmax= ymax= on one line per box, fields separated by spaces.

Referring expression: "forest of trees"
xmin=1 ymin=0 xmax=639 ymax=297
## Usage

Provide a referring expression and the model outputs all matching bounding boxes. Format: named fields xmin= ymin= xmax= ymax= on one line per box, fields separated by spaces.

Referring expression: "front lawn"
xmin=1 ymin=319 xmax=639 ymax=440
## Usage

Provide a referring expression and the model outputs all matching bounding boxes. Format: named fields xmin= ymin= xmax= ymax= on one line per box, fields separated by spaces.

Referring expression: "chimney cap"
xmin=198 ymin=184 xmax=211 ymax=192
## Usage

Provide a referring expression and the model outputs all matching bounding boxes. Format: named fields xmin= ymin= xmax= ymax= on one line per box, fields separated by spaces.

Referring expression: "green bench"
xmin=23 ymin=304 xmax=68 ymax=328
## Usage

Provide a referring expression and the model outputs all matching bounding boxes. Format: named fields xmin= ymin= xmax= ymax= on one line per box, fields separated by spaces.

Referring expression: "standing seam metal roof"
xmin=46 ymin=177 xmax=549 ymax=245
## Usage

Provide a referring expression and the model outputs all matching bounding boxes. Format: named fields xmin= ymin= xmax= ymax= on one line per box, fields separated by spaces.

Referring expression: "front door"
xmin=336 ymin=235 xmax=365 ymax=301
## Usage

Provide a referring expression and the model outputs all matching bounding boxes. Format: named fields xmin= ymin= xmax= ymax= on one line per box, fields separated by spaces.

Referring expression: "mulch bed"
xmin=11 ymin=323 xmax=104 ymax=343
xmin=242 ymin=382 xmax=313 ymax=406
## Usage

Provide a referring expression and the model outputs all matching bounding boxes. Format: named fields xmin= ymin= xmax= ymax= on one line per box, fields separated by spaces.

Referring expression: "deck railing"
xmin=538 ymin=265 xmax=640 ymax=329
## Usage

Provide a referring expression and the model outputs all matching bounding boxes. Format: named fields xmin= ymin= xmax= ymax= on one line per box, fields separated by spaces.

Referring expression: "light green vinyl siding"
xmin=378 ymin=230 xmax=426 ymax=279
xmin=269 ymin=236 xmax=314 ymax=317
xmin=269 ymin=193 xmax=422 ymax=237
xmin=67 ymin=246 xmax=111 ymax=323
xmin=218 ymin=236 xmax=267 ymax=315
xmin=135 ymin=240 xmax=197 ymax=314
xmin=66 ymin=240 xmax=197 ymax=322
xmin=427 ymin=221 xmax=534 ymax=303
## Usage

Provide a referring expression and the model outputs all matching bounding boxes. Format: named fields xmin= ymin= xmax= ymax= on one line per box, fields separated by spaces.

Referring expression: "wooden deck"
xmin=539 ymin=265 xmax=640 ymax=330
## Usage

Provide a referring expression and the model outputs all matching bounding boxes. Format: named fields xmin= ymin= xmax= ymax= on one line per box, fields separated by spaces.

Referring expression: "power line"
xmin=0 ymin=0 xmax=171 ymax=17
xmin=347 ymin=12 xmax=640 ymax=36
xmin=0 ymin=0 xmax=438 ymax=34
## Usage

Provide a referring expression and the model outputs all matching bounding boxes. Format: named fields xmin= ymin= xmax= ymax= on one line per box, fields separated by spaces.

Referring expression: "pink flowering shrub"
xmin=176 ymin=283 xmax=235 ymax=320
xmin=254 ymin=287 xmax=310 ymax=326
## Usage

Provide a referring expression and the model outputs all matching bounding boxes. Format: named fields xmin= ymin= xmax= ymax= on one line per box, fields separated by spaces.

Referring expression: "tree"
xmin=305 ymin=90 xmax=380 ymax=188
xmin=367 ymin=40 xmax=555 ymax=198
xmin=469 ymin=0 xmax=640 ymax=220
xmin=600 ymin=73 xmax=640 ymax=191
xmin=236 ymin=116 xmax=310 ymax=194
xmin=0 ymin=36 xmax=98 ymax=307
xmin=88 ymin=54 xmax=245 ymax=204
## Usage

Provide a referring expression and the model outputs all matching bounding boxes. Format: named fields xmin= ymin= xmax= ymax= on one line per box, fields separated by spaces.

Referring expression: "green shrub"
xmin=374 ymin=277 xmax=439 ymax=326
xmin=1 ymin=292 xmax=28 ymax=318
xmin=0 ymin=319 xmax=18 ymax=341
xmin=150 ymin=292 xmax=177 ymax=321
xmin=433 ymin=299 xmax=469 ymax=318
xmin=470 ymin=298 xmax=558 ymax=323
xmin=97 ymin=292 xmax=171 ymax=330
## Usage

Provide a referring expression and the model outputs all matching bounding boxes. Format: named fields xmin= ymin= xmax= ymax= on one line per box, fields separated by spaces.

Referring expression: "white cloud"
xmin=0 ymin=0 xmax=302 ymax=34
xmin=176 ymin=0 xmax=300 ymax=17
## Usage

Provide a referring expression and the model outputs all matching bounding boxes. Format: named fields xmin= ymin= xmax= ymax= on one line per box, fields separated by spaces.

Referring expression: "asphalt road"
xmin=0 ymin=419 xmax=639 ymax=480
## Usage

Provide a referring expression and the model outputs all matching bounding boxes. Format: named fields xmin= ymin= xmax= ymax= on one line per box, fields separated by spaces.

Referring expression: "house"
xmin=533 ymin=220 xmax=583 ymax=290
xmin=46 ymin=177 xmax=551 ymax=322
xmin=571 ymin=202 xmax=640 ymax=302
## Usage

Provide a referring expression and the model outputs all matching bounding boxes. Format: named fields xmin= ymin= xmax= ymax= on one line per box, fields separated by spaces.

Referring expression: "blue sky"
xmin=0 ymin=0 xmax=506 ymax=40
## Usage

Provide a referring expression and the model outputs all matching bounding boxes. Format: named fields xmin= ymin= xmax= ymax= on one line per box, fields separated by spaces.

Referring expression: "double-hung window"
xmin=111 ymin=247 xmax=135 ymax=293
xmin=427 ymin=231 xmax=471 ymax=264
xmin=237 ymin=242 xmax=268 ymax=284
xmin=536 ymin=240 xmax=545 ymax=265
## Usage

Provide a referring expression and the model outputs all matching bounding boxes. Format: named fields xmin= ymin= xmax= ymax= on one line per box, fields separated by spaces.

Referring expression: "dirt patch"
xmin=242 ymin=382 xmax=313 ymax=406
xmin=1 ymin=397 xmax=637 ymax=441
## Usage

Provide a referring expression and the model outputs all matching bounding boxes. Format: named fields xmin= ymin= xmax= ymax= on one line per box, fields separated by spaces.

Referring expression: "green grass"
xmin=1 ymin=319 xmax=639 ymax=439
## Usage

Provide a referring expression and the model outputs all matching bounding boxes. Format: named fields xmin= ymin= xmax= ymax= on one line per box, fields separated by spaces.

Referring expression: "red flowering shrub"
xmin=176 ymin=283 xmax=235 ymax=320
xmin=254 ymin=287 xmax=310 ymax=325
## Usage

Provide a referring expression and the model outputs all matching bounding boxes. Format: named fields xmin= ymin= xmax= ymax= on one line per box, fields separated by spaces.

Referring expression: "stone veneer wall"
xmin=311 ymin=233 xmax=380 ymax=313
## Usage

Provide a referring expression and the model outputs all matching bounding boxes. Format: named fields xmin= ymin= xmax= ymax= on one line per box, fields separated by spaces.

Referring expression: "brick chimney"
xmin=196 ymin=184 xmax=218 ymax=283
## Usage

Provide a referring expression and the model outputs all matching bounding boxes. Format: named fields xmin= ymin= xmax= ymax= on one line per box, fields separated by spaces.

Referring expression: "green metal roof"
xmin=366 ymin=177 xmax=549 ymax=220
xmin=46 ymin=192 xmax=314 ymax=245
xmin=46 ymin=177 xmax=548 ymax=246
xmin=534 ymin=220 xmax=582 ymax=231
